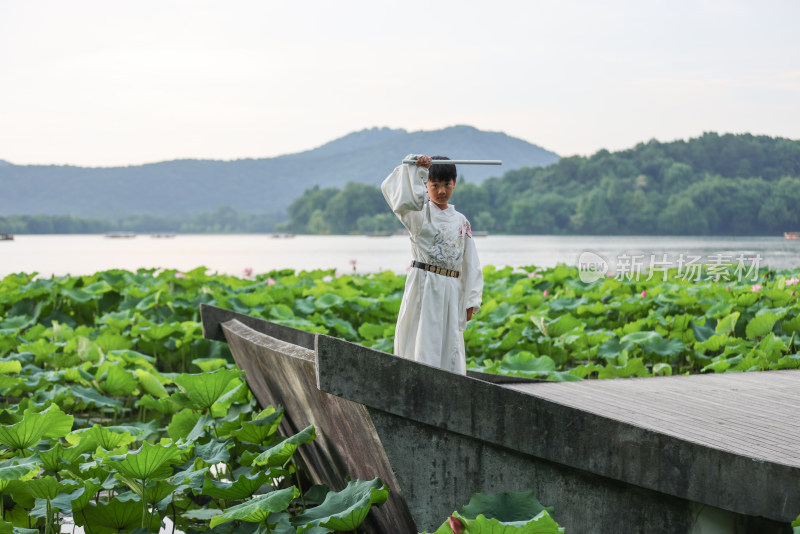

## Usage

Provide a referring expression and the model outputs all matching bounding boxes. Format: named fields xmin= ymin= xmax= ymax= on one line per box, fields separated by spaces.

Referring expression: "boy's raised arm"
xmin=380 ymin=154 xmax=429 ymax=231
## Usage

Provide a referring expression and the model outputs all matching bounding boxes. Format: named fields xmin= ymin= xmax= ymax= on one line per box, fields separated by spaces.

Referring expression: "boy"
xmin=381 ymin=154 xmax=484 ymax=374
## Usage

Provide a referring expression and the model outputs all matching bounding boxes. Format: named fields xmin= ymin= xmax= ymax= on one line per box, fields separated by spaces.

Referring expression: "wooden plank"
xmin=508 ymin=370 xmax=800 ymax=468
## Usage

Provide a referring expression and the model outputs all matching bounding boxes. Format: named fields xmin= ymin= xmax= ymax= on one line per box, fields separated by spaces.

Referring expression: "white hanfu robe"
xmin=381 ymin=157 xmax=483 ymax=374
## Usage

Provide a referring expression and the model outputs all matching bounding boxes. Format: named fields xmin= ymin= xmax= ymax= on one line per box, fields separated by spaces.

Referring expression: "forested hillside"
xmin=279 ymin=133 xmax=800 ymax=236
xmin=0 ymin=125 xmax=557 ymax=219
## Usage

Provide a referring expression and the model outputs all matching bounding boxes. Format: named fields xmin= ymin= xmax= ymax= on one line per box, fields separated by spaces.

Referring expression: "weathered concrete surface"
xmin=200 ymin=305 xmax=416 ymax=533
xmin=315 ymin=333 xmax=796 ymax=533
xmin=201 ymin=305 xmax=796 ymax=533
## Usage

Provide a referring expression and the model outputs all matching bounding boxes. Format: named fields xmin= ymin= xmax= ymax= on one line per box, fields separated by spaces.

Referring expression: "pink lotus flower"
xmin=174 ymin=272 xmax=186 ymax=279
xmin=243 ymin=267 xmax=253 ymax=277
xmin=267 ymin=277 xmax=276 ymax=286
xmin=449 ymin=516 xmax=465 ymax=534
xmin=751 ymin=284 xmax=763 ymax=292
xmin=640 ymin=290 xmax=647 ymax=298
xmin=543 ymin=289 xmax=550 ymax=297
xmin=726 ymin=285 xmax=731 ymax=291
xmin=349 ymin=258 xmax=357 ymax=271
xmin=786 ymin=277 xmax=800 ymax=287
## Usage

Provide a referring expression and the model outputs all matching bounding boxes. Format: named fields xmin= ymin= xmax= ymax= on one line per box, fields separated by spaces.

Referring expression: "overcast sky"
xmin=1 ymin=0 xmax=798 ymax=167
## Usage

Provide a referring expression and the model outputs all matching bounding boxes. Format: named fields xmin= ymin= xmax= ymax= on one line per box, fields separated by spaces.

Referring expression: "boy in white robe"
xmin=381 ymin=155 xmax=484 ymax=374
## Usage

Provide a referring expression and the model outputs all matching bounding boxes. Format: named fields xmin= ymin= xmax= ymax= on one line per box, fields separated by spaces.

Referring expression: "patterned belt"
xmin=411 ymin=260 xmax=460 ymax=278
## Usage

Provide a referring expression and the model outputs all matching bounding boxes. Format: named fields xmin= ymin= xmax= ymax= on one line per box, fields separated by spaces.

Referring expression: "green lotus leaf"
xmin=167 ymin=409 xmax=200 ymax=441
xmin=74 ymin=496 xmax=161 ymax=532
xmin=136 ymin=394 xmax=181 ymax=414
xmin=0 ymin=459 xmax=39 ymax=492
xmin=77 ymin=424 xmax=137 ymax=451
xmin=209 ymin=486 xmax=299 ymax=528
xmin=252 ymin=425 xmax=316 ymax=468
xmin=229 ymin=406 xmax=284 ymax=444
xmin=0 ymin=404 xmax=73 ymax=451
xmin=109 ymin=349 xmax=157 ymax=367
xmin=136 ymin=322 xmax=178 ymax=341
xmin=776 ymin=353 xmax=800 ymax=369
xmin=460 ymin=490 xmax=555 ymax=521
xmin=173 ymin=368 xmax=244 ymax=411
xmin=487 ymin=302 xmax=516 ymax=325
xmin=598 ymin=357 xmax=649 ymax=379
xmin=182 ymin=508 xmax=223 ymax=521
xmin=597 ymin=338 xmax=633 ymax=359
xmin=168 ymin=410 xmax=212 ymax=442
xmin=106 ymin=441 xmax=183 ymax=481
xmin=61 ymin=288 xmax=95 ymax=303
xmin=715 ymin=312 xmax=740 ymax=336
xmin=642 ymin=337 xmax=684 ymax=357
xmin=357 ymin=322 xmax=386 ymax=341
xmin=76 ymin=337 xmax=103 ymax=363
xmin=29 ymin=479 xmax=98 ymax=517
xmin=782 ymin=315 xmax=800 ymax=335
xmin=39 ymin=440 xmax=96 ymax=473
xmin=620 ymin=331 xmax=662 ymax=344
xmin=498 ymin=353 xmax=555 ymax=376
xmin=0 ymin=360 xmax=22 ymax=375
xmin=193 ymin=438 xmax=232 ymax=466
xmin=690 ymin=320 xmax=716 ymax=342
xmin=69 ymin=385 xmax=123 ymax=409
xmin=446 ymin=509 xmax=564 ymax=534
xmin=758 ymin=333 xmax=785 ymax=361
xmin=93 ymin=333 xmax=133 ymax=351
xmin=12 ymin=475 xmax=78 ymax=501
xmin=211 ymin=380 xmax=250 ymax=417
xmin=191 ymin=357 xmax=229 ymax=372
xmin=134 ymin=369 xmax=168 ymax=398
xmin=202 ymin=470 xmax=271 ymax=500
xmin=746 ymin=313 xmax=778 ymax=340
xmin=0 ymin=520 xmax=38 ymax=534
xmin=314 ymin=293 xmax=344 ymax=311
xmin=293 ymin=478 xmax=389 ymax=532
xmin=270 ymin=304 xmax=295 ymax=321
xmin=100 ymin=363 xmax=139 ymax=397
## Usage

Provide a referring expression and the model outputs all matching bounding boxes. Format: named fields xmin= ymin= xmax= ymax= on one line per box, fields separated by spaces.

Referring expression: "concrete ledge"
xmin=201 ymin=306 xmax=795 ymax=533
xmin=315 ymin=333 xmax=799 ymax=526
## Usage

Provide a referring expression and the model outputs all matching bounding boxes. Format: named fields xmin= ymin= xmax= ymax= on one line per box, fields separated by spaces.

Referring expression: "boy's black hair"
xmin=428 ymin=156 xmax=457 ymax=184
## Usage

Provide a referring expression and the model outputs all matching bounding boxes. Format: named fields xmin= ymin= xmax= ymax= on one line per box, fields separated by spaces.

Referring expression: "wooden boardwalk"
xmin=508 ymin=370 xmax=800 ymax=469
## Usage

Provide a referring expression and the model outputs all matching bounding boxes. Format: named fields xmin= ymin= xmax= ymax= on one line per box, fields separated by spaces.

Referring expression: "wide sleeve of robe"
xmin=459 ymin=220 xmax=484 ymax=331
xmin=381 ymin=154 xmax=429 ymax=236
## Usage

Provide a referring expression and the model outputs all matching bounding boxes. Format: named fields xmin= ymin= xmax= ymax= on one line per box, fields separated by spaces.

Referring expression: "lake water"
xmin=1 ymin=234 xmax=799 ymax=278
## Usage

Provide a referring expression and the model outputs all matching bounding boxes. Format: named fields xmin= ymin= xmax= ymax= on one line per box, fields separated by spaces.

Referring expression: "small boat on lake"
xmin=270 ymin=233 xmax=295 ymax=238
xmin=104 ymin=232 xmax=136 ymax=239
xmin=785 ymin=231 xmax=800 ymax=239
xmin=150 ymin=233 xmax=176 ymax=238
xmin=0 ymin=233 xmax=13 ymax=241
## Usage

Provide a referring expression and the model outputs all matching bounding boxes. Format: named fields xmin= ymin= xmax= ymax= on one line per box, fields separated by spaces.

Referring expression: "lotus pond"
xmin=1 ymin=264 xmax=798 ymax=533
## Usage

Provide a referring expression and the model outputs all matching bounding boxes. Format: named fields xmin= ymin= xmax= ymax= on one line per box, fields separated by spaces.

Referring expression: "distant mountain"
xmin=0 ymin=125 xmax=559 ymax=218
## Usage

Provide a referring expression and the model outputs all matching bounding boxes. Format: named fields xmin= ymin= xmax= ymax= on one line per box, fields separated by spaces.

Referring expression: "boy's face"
xmin=427 ymin=178 xmax=455 ymax=209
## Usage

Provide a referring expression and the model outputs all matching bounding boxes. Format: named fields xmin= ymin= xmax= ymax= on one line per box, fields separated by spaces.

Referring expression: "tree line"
xmin=276 ymin=132 xmax=800 ymax=235
xmin=0 ymin=207 xmax=284 ymax=234
xmin=4 ymin=132 xmax=799 ymax=236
